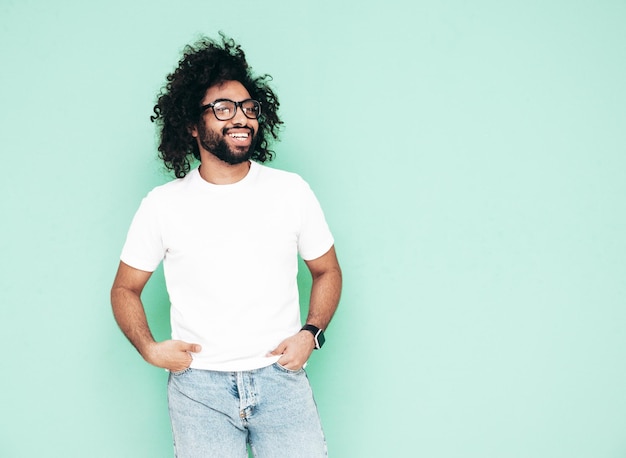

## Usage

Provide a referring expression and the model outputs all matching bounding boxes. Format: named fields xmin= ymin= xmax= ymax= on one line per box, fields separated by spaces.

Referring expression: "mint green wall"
xmin=1 ymin=1 xmax=625 ymax=457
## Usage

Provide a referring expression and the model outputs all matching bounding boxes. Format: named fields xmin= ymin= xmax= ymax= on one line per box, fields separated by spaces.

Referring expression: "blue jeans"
xmin=167 ymin=363 xmax=328 ymax=457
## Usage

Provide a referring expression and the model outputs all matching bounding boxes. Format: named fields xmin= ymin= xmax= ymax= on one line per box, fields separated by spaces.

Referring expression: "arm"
xmin=302 ymin=245 xmax=342 ymax=331
xmin=110 ymin=261 xmax=201 ymax=372
xmin=269 ymin=245 xmax=342 ymax=369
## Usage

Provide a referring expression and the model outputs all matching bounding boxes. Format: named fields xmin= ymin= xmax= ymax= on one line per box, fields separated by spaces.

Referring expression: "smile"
xmin=228 ymin=132 xmax=249 ymax=139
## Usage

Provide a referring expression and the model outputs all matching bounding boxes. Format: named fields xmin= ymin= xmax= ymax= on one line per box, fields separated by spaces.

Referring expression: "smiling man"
xmin=110 ymin=35 xmax=342 ymax=457
xmin=195 ymin=84 xmax=260 ymax=166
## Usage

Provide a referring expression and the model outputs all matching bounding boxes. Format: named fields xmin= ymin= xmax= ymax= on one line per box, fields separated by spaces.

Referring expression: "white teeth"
xmin=229 ymin=133 xmax=249 ymax=139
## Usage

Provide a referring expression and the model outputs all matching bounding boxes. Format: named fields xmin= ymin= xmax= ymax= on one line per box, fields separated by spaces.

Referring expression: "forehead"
xmin=202 ymin=80 xmax=251 ymax=103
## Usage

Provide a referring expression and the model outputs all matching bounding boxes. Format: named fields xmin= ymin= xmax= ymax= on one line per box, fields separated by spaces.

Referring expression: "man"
xmin=110 ymin=34 xmax=342 ymax=457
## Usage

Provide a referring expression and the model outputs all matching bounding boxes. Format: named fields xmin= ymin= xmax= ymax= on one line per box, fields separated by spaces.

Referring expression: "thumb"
xmin=182 ymin=342 xmax=202 ymax=353
xmin=267 ymin=342 xmax=286 ymax=357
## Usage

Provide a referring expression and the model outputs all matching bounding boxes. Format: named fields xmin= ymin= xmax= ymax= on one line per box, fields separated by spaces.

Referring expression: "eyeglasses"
xmin=200 ymin=98 xmax=262 ymax=121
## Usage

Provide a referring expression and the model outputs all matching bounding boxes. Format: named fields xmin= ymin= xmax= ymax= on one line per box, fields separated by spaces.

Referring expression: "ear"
xmin=188 ymin=124 xmax=198 ymax=138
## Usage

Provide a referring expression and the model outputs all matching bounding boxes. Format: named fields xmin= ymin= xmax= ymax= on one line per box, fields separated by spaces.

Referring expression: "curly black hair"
xmin=150 ymin=33 xmax=283 ymax=178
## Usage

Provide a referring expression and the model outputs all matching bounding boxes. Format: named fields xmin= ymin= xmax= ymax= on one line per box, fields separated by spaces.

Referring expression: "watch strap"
xmin=301 ymin=324 xmax=325 ymax=349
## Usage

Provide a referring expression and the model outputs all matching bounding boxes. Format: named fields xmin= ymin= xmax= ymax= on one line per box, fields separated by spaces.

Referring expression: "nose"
xmin=231 ymin=104 xmax=248 ymax=125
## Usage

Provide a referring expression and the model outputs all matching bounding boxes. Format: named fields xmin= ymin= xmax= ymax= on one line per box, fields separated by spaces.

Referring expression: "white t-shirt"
xmin=120 ymin=161 xmax=334 ymax=371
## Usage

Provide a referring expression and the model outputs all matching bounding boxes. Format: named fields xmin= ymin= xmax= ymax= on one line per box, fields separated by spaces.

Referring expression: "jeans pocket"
xmin=273 ymin=361 xmax=304 ymax=375
xmin=171 ymin=367 xmax=192 ymax=377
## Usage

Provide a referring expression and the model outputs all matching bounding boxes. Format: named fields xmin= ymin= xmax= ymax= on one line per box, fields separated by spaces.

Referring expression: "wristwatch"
xmin=301 ymin=324 xmax=325 ymax=349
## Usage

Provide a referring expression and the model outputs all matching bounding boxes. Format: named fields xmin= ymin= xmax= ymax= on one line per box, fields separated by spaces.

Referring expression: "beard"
xmin=197 ymin=124 xmax=258 ymax=165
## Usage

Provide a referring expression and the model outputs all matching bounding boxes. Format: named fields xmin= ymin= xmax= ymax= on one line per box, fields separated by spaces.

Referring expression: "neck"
xmin=198 ymin=154 xmax=251 ymax=185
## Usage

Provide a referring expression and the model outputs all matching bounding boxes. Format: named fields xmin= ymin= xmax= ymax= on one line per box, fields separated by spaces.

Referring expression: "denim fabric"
xmin=168 ymin=363 xmax=327 ymax=457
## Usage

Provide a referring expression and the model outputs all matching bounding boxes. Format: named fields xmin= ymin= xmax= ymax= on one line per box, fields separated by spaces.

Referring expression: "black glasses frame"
xmin=200 ymin=98 xmax=262 ymax=121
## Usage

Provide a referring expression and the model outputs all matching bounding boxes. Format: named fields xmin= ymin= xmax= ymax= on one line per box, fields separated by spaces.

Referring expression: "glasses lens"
xmin=242 ymin=100 xmax=261 ymax=119
xmin=212 ymin=101 xmax=236 ymax=120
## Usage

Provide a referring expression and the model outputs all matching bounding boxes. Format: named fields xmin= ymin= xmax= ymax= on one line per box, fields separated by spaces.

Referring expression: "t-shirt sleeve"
xmin=297 ymin=180 xmax=335 ymax=261
xmin=120 ymin=193 xmax=165 ymax=272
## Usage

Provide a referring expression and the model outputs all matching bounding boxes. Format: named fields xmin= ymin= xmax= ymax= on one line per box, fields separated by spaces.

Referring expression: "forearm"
xmin=110 ymin=262 xmax=197 ymax=371
xmin=304 ymin=266 xmax=342 ymax=330
xmin=269 ymin=266 xmax=341 ymax=369
xmin=111 ymin=286 xmax=156 ymax=359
